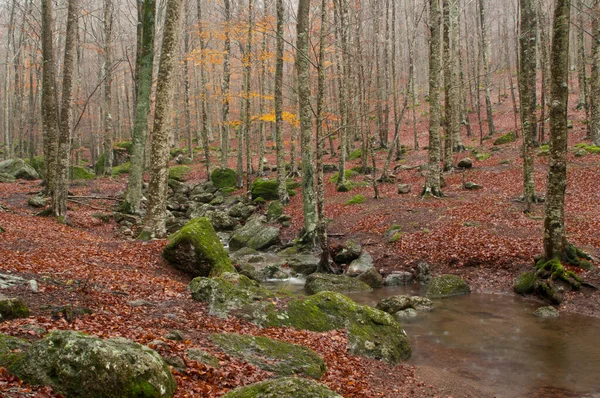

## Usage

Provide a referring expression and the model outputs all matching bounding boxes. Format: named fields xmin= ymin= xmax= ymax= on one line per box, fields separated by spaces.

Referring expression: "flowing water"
xmin=264 ymin=279 xmax=600 ymax=397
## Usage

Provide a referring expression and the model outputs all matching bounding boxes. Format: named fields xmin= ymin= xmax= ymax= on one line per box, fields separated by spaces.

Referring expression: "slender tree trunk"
xmin=296 ymin=0 xmax=317 ymax=245
xmin=544 ymin=0 xmax=570 ymax=259
xmin=123 ymin=0 xmax=156 ymax=214
xmin=576 ymin=0 xmax=591 ymax=139
xmin=242 ymin=0 xmax=254 ymax=190
xmin=590 ymin=0 xmax=600 ymax=146
xmin=2 ymin=0 xmax=16 ymax=160
xmin=53 ymin=0 xmax=79 ymax=220
xmin=221 ymin=0 xmax=232 ymax=168
xmin=197 ymin=0 xmax=211 ymax=178
xmin=443 ymin=0 xmax=453 ymax=170
xmin=140 ymin=0 xmax=184 ymax=238
xmin=183 ymin=0 xmax=193 ymax=160
xmin=478 ymin=0 xmax=495 ymax=136
xmin=423 ymin=0 xmax=443 ymax=197
xmin=275 ymin=0 xmax=289 ymax=204
xmin=257 ymin=1 xmax=268 ymax=176
xmin=519 ymin=0 xmax=537 ymax=209
xmin=102 ymin=0 xmax=114 ymax=176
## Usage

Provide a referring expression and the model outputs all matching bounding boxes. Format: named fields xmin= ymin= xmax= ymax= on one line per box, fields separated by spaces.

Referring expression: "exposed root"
xmin=535 ymin=258 xmax=582 ymax=290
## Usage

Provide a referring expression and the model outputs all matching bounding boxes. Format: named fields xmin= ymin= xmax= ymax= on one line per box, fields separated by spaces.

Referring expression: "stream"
xmin=264 ymin=279 xmax=600 ymax=397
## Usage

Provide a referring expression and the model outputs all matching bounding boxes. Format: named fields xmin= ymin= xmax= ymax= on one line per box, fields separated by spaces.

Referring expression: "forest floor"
xmin=1 ymin=96 xmax=600 ymax=397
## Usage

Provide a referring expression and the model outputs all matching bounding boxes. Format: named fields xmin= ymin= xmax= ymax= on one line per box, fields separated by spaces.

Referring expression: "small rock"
xmin=27 ymin=196 xmax=47 ymax=208
xmin=397 ymin=184 xmax=411 ymax=194
xmin=464 ymin=181 xmax=483 ymax=190
xmin=28 ymin=280 xmax=38 ymax=293
xmin=457 ymin=158 xmax=473 ymax=169
xmin=163 ymin=355 xmax=186 ymax=370
xmin=426 ymin=274 xmax=471 ymax=298
xmin=533 ymin=306 xmax=559 ymax=319
xmin=128 ymin=299 xmax=155 ymax=307
xmin=384 ymin=272 xmax=413 ymax=286
xmin=394 ymin=308 xmax=418 ymax=319
xmin=0 ymin=294 xmax=30 ymax=320
xmin=165 ymin=330 xmax=185 ymax=341
xmin=186 ymin=348 xmax=220 ymax=368
xmin=346 ymin=252 xmax=373 ymax=275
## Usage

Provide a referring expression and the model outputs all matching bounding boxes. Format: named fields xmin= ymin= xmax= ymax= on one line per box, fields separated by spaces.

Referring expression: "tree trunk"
xmin=242 ymin=0 xmax=254 ymax=190
xmin=140 ymin=0 xmax=184 ymax=238
xmin=183 ymin=0 xmax=193 ymax=160
xmin=519 ymin=0 xmax=537 ymax=209
xmin=102 ymin=0 xmax=114 ymax=176
xmin=544 ymin=0 xmax=570 ymax=260
xmin=197 ymin=0 xmax=211 ymax=179
xmin=296 ymin=0 xmax=317 ymax=245
xmin=590 ymin=0 xmax=600 ymax=146
xmin=423 ymin=0 xmax=443 ymax=197
xmin=478 ymin=0 xmax=495 ymax=136
xmin=576 ymin=0 xmax=591 ymax=139
xmin=220 ymin=0 xmax=232 ymax=168
xmin=275 ymin=0 xmax=289 ymax=204
xmin=123 ymin=0 xmax=156 ymax=214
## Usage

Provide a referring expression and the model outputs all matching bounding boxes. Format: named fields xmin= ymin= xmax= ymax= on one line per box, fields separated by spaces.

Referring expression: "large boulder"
xmin=426 ymin=275 xmax=471 ymax=298
xmin=274 ymin=292 xmax=412 ymax=364
xmin=229 ymin=216 xmax=280 ymax=251
xmin=211 ymin=168 xmax=237 ymax=189
xmin=189 ymin=273 xmax=272 ymax=317
xmin=0 ymin=334 xmax=30 ymax=368
xmin=0 ymin=172 xmax=16 ymax=183
xmin=9 ymin=330 xmax=175 ymax=398
xmin=0 ymin=294 xmax=30 ymax=321
xmin=251 ymin=178 xmax=279 ymax=200
xmin=284 ymin=253 xmax=320 ymax=275
xmin=334 ymin=240 xmax=362 ymax=264
xmin=204 ymin=210 xmax=238 ymax=231
xmin=0 ymin=159 xmax=39 ymax=180
xmin=346 ymin=252 xmax=373 ymax=276
xmin=223 ymin=377 xmax=342 ymax=398
xmin=162 ymin=217 xmax=235 ymax=277
xmin=514 ymin=271 xmax=536 ymax=295
xmin=305 ymin=274 xmax=372 ymax=294
xmin=210 ymin=333 xmax=326 ymax=379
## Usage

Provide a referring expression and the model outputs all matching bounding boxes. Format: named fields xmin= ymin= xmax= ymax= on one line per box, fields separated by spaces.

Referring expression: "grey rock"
xmin=229 ymin=216 xmax=280 ymax=251
xmin=0 ymin=159 xmax=39 ymax=180
xmin=397 ymin=184 xmax=412 ymax=194
xmin=334 ymin=240 xmax=362 ymax=264
xmin=533 ymin=306 xmax=560 ymax=319
xmin=384 ymin=272 xmax=413 ymax=286
xmin=346 ymin=252 xmax=373 ymax=276
xmin=186 ymin=348 xmax=220 ymax=368
xmin=305 ymin=273 xmax=372 ymax=294
xmin=457 ymin=158 xmax=473 ymax=169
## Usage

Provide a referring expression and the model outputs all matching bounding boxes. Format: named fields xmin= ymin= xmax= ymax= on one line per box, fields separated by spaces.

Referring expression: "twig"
xmin=68 ymin=195 xmax=120 ymax=201
xmin=67 ymin=199 xmax=111 ymax=211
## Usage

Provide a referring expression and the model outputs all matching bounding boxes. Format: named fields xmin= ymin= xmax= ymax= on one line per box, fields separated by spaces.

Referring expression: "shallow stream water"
xmin=264 ymin=279 xmax=600 ymax=397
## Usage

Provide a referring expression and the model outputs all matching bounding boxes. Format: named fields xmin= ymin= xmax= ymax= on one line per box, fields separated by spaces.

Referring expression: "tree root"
xmin=535 ymin=258 xmax=582 ymax=290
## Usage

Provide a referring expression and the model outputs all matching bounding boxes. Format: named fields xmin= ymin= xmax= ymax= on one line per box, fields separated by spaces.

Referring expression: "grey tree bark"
xmin=478 ymin=0 xmax=495 ymax=136
xmin=590 ymin=0 xmax=600 ymax=146
xmin=275 ymin=0 xmax=289 ymax=204
xmin=102 ymin=0 xmax=114 ymax=176
xmin=220 ymin=0 xmax=232 ymax=168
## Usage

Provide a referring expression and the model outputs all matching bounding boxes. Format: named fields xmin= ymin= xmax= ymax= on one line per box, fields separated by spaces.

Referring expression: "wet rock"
xmin=285 ymin=253 xmax=320 ymax=275
xmin=376 ymin=295 xmax=434 ymax=314
xmin=384 ymin=272 xmax=413 ymax=286
xmin=514 ymin=272 xmax=536 ymax=295
xmin=394 ymin=308 xmax=418 ymax=319
xmin=223 ymin=377 xmax=342 ymax=398
xmin=426 ymin=275 xmax=471 ymax=298
xmin=162 ymin=217 xmax=235 ymax=277
xmin=334 ymin=240 xmax=362 ymax=264
xmin=346 ymin=252 xmax=373 ymax=275
xmin=210 ymin=333 xmax=326 ymax=379
xmin=533 ymin=306 xmax=559 ymax=319
xmin=229 ymin=216 xmax=280 ymax=251
xmin=305 ymin=273 xmax=372 ymax=294
xmin=9 ymin=330 xmax=176 ymax=398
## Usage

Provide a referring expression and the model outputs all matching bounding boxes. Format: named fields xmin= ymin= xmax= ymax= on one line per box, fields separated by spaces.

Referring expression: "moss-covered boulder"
xmin=71 ymin=166 xmax=95 ymax=180
xmin=9 ymin=330 xmax=175 ymax=398
xmin=514 ymin=271 xmax=536 ymax=295
xmin=229 ymin=216 xmax=280 ymax=251
xmin=533 ymin=306 xmax=559 ymax=319
xmin=0 ymin=334 xmax=30 ymax=368
xmin=210 ymin=333 xmax=326 ymax=379
xmin=0 ymin=294 xmax=30 ymax=321
xmin=211 ymin=168 xmax=237 ymax=189
xmin=334 ymin=240 xmax=362 ymax=264
xmin=223 ymin=377 xmax=342 ymax=398
xmin=273 ymin=292 xmax=411 ymax=364
xmin=169 ymin=165 xmax=191 ymax=182
xmin=27 ymin=195 xmax=47 ymax=208
xmin=426 ymin=275 xmax=471 ymax=298
xmin=357 ymin=267 xmax=384 ymax=288
xmin=189 ymin=273 xmax=272 ymax=317
xmin=266 ymin=200 xmax=283 ymax=221
xmin=493 ymin=132 xmax=517 ymax=145
xmin=0 ymin=159 xmax=39 ymax=180
xmin=0 ymin=172 xmax=16 ymax=183
xmin=186 ymin=348 xmax=220 ymax=368
xmin=162 ymin=217 xmax=234 ymax=277
xmin=305 ymin=274 xmax=372 ymax=294
xmin=251 ymin=178 xmax=279 ymax=200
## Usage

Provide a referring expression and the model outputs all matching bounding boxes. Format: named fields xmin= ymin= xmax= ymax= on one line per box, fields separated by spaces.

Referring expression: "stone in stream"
xmin=384 ymin=271 xmax=414 ymax=286
xmin=533 ymin=306 xmax=560 ymax=319
xmin=334 ymin=240 xmax=362 ymax=264
xmin=162 ymin=217 xmax=235 ymax=278
xmin=210 ymin=333 xmax=326 ymax=379
xmin=426 ymin=274 xmax=471 ymax=298
xmin=376 ymin=295 xmax=435 ymax=314
xmin=8 ymin=330 xmax=176 ymax=398
xmin=229 ymin=215 xmax=280 ymax=251
xmin=305 ymin=273 xmax=372 ymax=294
xmin=223 ymin=377 xmax=342 ymax=398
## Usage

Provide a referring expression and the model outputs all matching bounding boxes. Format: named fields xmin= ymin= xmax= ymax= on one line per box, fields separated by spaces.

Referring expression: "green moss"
xmin=210 ymin=333 xmax=326 ymax=379
xmin=267 ymin=200 xmax=283 ymax=220
xmin=345 ymin=194 xmax=366 ymax=205
xmin=71 ymin=166 xmax=95 ymax=180
xmin=211 ymin=168 xmax=237 ymax=189
xmin=348 ymin=148 xmax=362 ymax=161
xmin=0 ymin=297 xmax=30 ymax=320
xmin=336 ymin=182 xmax=353 ymax=192
xmin=426 ymin=275 xmax=471 ymax=298
xmin=475 ymin=153 xmax=491 ymax=161
xmin=170 ymin=147 xmax=185 ymax=158
xmin=223 ymin=377 xmax=342 ymax=398
xmin=513 ymin=272 xmax=536 ymax=295
xmin=252 ymin=179 xmax=278 ymax=200
xmin=111 ymin=162 xmax=131 ymax=176
xmin=328 ymin=169 xmax=358 ymax=183
xmin=493 ymin=132 xmax=517 ymax=145
xmin=163 ymin=217 xmax=234 ymax=277
xmin=574 ymin=143 xmax=600 ymax=154
xmin=305 ymin=273 xmax=372 ymax=294
xmin=95 ymin=153 xmax=106 ymax=175
xmin=168 ymin=165 xmax=191 ymax=181
xmin=115 ymin=141 xmax=134 ymax=154
xmin=28 ymin=156 xmax=45 ymax=175
xmin=536 ymin=258 xmax=582 ymax=290
xmin=0 ymin=334 xmax=30 ymax=368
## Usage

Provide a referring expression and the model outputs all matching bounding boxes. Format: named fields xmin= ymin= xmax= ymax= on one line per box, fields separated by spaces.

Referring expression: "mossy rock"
xmin=493 ymin=132 xmax=517 ymax=145
xmin=229 ymin=216 xmax=280 ymax=251
xmin=514 ymin=271 xmax=536 ymax=295
xmin=305 ymin=274 xmax=372 ymax=294
xmin=95 ymin=153 xmax=106 ymax=175
xmin=0 ymin=172 xmax=16 ymax=183
xmin=210 ymin=333 xmax=326 ymax=379
xmin=189 ymin=273 xmax=273 ymax=317
xmin=345 ymin=194 xmax=366 ymax=205
xmin=211 ymin=168 xmax=237 ymax=189
xmin=9 ymin=330 xmax=176 ymax=398
xmin=266 ymin=200 xmax=283 ymax=221
xmin=328 ymin=169 xmax=358 ymax=184
xmin=426 ymin=275 xmax=471 ymax=298
xmin=0 ymin=334 xmax=30 ymax=368
xmin=0 ymin=159 xmax=39 ymax=180
xmin=336 ymin=182 xmax=353 ymax=192
xmin=71 ymin=166 xmax=95 ymax=180
xmin=0 ymin=295 xmax=30 ymax=321
xmin=169 ymin=165 xmax=191 ymax=182
xmin=114 ymin=140 xmax=134 ymax=155
xmin=251 ymin=178 xmax=295 ymax=200
xmin=223 ymin=377 xmax=342 ymax=398
xmin=28 ymin=195 xmax=47 ymax=208
xmin=533 ymin=306 xmax=559 ymax=319
xmin=376 ymin=295 xmax=434 ymax=314
xmin=348 ymin=148 xmax=362 ymax=161
xmin=162 ymin=217 xmax=234 ymax=277
xmin=186 ymin=348 xmax=220 ymax=368
xmin=334 ymin=240 xmax=362 ymax=264
xmin=112 ymin=161 xmax=131 ymax=176
xmin=27 ymin=156 xmax=45 ymax=175
xmin=574 ymin=143 xmax=600 ymax=154
xmin=271 ymin=292 xmax=412 ymax=364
